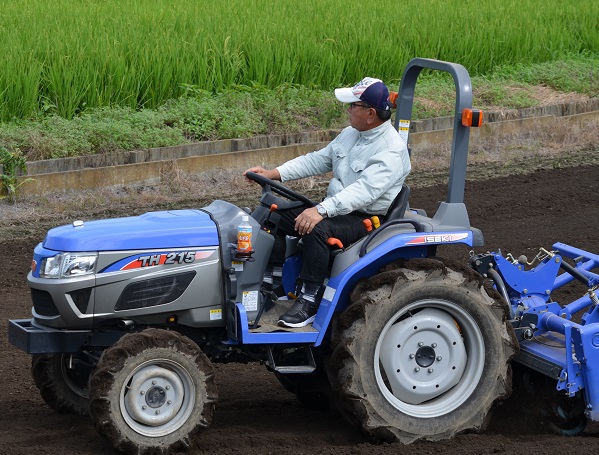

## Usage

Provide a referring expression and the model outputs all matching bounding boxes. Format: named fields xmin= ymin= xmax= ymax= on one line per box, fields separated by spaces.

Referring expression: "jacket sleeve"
xmin=276 ymin=142 xmax=334 ymax=182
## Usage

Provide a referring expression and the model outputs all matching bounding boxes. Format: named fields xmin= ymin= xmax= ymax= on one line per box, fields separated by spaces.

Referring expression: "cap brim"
xmin=335 ymin=87 xmax=361 ymax=104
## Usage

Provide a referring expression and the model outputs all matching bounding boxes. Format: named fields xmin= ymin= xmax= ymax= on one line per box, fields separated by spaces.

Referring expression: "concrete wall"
xmin=22 ymin=130 xmax=339 ymax=176
xmin=17 ymin=142 xmax=328 ymax=195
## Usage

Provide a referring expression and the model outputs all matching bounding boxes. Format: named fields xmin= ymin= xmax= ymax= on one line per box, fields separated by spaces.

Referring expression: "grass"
xmin=0 ymin=84 xmax=344 ymax=160
xmin=0 ymin=55 xmax=596 ymax=162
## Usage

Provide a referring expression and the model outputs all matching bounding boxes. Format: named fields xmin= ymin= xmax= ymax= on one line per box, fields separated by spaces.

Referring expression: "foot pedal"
xmin=250 ymin=290 xmax=278 ymax=330
xmin=266 ymin=346 xmax=316 ymax=374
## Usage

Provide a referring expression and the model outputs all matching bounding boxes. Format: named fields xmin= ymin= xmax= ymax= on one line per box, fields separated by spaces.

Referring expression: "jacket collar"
xmin=358 ymin=120 xmax=390 ymax=143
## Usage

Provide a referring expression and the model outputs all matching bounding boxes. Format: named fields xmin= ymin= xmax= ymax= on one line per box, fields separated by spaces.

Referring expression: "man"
xmin=244 ymin=77 xmax=411 ymax=328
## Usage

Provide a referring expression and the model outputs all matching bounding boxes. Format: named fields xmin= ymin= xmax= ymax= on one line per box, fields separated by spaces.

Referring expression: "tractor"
xmin=8 ymin=58 xmax=598 ymax=453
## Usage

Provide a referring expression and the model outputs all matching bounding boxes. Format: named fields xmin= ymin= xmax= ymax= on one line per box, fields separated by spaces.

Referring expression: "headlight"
xmin=40 ymin=252 xmax=98 ymax=278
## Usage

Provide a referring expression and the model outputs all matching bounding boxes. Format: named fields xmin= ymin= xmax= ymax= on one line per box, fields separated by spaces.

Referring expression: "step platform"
xmin=228 ymin=300 xmax=320 ymax=345
xmin=249 ymin=299 xmax=317 ymax=334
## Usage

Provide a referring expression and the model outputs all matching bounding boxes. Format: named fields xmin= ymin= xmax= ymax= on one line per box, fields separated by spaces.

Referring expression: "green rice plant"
xmin=0 ymin=51 xmax=43 ymax=120
xmin=0 ymin=0 xmax=596 ymax=121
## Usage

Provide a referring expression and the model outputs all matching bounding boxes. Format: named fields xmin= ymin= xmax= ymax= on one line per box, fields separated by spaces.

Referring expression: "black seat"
xmin=385 ymin=184 xmax=411 ymax=221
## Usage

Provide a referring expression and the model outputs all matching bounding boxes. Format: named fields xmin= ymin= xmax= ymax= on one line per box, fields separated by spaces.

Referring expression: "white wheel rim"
xmin=374 ymin=299 xmax=485 ymax=418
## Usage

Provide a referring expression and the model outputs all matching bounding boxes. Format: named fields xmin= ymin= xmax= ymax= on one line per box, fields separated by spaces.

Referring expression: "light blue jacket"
xmin=277 ymin=121 xmax=410 ymax=217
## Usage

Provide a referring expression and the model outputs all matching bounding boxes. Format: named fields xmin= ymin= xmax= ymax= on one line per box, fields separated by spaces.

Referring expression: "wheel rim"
xmin=374 ymin=299 xmax=484 ymax=418
xmin=120 ymin=359 xmax=195 ymax=437
xmin=60 ymin=353 xmax=90 ymax=399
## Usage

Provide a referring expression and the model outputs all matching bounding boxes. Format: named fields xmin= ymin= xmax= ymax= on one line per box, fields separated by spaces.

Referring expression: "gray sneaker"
xmin=278 ymin=297 xmax=318 ymax=328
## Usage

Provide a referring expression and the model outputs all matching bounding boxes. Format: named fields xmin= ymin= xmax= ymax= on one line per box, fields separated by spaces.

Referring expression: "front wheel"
xmin=88 ymin=329 xmax=217 ymax=454
xmin=32 ymin=351 xmax=98 ymax=416
xmin=331 ymin=258 xmax=517 ymax=443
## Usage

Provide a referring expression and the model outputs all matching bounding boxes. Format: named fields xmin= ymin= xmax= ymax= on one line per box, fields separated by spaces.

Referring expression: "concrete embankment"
xmin=10 ymin=99 xmax=599 ymax=196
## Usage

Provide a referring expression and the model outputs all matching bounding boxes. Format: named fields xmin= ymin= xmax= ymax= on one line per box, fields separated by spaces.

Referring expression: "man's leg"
xmin=262 ymin=206 xmax=305 ymax=296
xmin=278 ymin=212 xmax=368 ymax=327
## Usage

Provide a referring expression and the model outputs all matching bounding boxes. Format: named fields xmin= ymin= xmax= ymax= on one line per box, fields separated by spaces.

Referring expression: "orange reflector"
xmin=167 ymin=315 xmax=177 ymax=324
xmin=461 ymin=108 xmax=483 ymax=127
xmin=389 ymin=91 xmax=398 ymax=109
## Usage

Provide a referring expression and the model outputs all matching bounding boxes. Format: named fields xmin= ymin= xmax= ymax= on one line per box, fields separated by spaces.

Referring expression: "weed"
xmin=0 ymin=147 xmax=34 ymax=203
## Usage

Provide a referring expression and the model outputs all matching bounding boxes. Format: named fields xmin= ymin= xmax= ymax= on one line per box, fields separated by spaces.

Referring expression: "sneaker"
xmin=278 ymin=297 xmax=318 ymax=328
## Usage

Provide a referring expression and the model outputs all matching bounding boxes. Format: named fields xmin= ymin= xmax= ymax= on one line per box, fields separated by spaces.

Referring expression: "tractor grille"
xmin=115 ymin=271 xmax=196 ymax=311
xmin=31 ymin=289 xmax=59 ymax=316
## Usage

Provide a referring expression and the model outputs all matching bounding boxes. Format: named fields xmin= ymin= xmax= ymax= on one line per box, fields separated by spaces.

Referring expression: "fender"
xmin=312 ymin=229 xmax=477 ymax=346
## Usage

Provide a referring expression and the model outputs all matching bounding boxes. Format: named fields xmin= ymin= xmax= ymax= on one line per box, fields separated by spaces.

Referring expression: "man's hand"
xmin=243 ymin=166 xmax=281 ymax=181
xmin=295 ymin=207 xmax=324 ymax=235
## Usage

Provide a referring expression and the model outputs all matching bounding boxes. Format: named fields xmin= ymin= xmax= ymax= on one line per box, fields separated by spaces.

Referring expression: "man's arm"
xmin=276 ymin=145 xmax=333 ymax=182
xmin=243 ymin=143 xmax=332 ymax=184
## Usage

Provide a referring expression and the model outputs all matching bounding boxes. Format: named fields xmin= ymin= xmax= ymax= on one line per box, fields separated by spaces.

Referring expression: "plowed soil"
xmin=1 ymin=162 xmax=599 ymax=454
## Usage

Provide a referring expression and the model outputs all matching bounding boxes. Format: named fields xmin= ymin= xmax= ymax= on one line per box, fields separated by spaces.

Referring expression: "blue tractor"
xmin=9 ymin=58 xmax=597 ymax=453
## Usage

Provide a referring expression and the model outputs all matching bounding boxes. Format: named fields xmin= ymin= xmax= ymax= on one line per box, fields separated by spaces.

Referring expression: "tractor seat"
xmin=384 ymin=184 xmax=411 ymax=221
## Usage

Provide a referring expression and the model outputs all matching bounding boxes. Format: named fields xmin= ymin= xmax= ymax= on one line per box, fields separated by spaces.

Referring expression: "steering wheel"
xmin=245 ymin=171 xmax=316 ymax=207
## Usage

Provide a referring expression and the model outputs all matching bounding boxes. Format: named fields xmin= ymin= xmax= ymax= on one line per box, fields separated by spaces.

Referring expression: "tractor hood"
xmin=42 ymin=210 xmax=219 ymax=252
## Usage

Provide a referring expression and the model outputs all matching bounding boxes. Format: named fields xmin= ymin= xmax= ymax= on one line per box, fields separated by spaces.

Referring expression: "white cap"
xmin=334 ymin=77 xmax=391 ymax=111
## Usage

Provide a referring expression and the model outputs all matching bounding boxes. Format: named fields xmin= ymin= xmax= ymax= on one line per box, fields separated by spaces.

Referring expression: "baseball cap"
xmin=334 ymin=77 xmax=391 ymax=111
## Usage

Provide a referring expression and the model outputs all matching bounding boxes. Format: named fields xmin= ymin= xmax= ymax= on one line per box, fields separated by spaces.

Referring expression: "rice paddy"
xmin=0 ymin=0 xmax=596 ymax=120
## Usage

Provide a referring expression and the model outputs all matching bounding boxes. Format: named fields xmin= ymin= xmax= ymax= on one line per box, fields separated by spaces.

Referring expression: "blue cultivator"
xmin=471 ymin=243 xmax=599 ymax=431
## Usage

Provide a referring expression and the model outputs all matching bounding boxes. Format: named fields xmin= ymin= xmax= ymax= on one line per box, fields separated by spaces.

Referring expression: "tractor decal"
xmin=101 ymin=248 xmax=217 ymax=273
xmin=405 ymin=232 xmax=469 ymax=245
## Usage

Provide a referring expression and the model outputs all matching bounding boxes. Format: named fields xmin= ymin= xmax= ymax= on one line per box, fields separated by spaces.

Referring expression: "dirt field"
xmin=1 ymin=162 xmax=599 ymax=454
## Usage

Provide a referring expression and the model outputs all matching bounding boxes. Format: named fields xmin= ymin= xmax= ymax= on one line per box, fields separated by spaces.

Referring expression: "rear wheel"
xmin=331 ymin=258 xmax=517 ymax=443
xmin=88 ymin=329 xmax=217 ymax=454
xmin=32 ymin=351 xmax=98 ymax=416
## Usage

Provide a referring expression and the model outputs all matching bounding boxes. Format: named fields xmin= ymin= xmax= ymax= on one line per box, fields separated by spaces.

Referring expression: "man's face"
xmin=347 ymin=102 xmax=376 ymax=131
